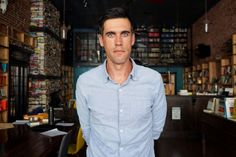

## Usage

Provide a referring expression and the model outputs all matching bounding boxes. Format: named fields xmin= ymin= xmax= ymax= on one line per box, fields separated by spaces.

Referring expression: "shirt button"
xmin=120 ymin=109 xmax=123 ymax=112
xmin=120 ymin=129 xmax=123 ymax=133
xmin=120 ymin=147 xmax=124 ymax=151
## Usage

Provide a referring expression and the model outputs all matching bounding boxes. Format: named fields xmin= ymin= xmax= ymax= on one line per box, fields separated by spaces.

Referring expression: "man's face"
xmin=98 ymin=18 xmax=135 ymax=65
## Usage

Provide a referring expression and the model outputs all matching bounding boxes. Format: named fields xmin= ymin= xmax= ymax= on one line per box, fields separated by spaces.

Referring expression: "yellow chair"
xmin=67 ymin=127 xmax=85 ymax=155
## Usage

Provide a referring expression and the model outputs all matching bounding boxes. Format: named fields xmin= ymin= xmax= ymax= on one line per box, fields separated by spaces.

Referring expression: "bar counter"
xmin=162 ymin=95 xmax=215 ymax=138
xmin=201 ymin=112 xmax=236 ymax=157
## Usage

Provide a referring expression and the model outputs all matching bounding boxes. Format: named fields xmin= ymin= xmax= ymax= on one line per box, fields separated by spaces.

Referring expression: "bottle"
xmin=48 ymin=106 xmax=54 ymax=125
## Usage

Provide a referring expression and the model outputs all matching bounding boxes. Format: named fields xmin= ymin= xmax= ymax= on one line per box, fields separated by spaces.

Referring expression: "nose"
xmin=115 ymin=35 xmax=122 ymax=46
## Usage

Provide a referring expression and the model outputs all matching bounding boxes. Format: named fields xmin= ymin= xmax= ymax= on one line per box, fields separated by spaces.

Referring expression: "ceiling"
xmin=53 ymin=0 xmax=221 ymax=29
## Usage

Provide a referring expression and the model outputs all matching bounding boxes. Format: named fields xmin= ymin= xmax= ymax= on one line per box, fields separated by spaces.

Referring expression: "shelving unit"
xmin=74 ymin=30 xmax=101 ymax=65
xmin=162 ymin=72 xmax=176 ymax=95
xmin=183 ymin=67 xmax=192 ymax=91
xmin=194 ymin=64 xmax=202 ymax=92
xmin=232 ymin=34 xmax=236 ymax=95
xmin=201 ymin=63 xmax=209 ymax=92
xmin=220 ymin=58 xmax=232 ymax=87
xmin=28 ymin=0 xmax=62 ymax=112
xmin=61 ymin=65 xmax=73 ymax=102
xmin=74 ymin=26 xmax=189 ymax=66
xmin=132 ymin=26 xmax=189 ymax=66
xmin=132 ymin=26 xmax=149 ymax=64
xmin=183 ymin=34 xmax=236 ymax=95
xmin=0 ymin=34 xmax=9 ymax=122
xmin=191 ymin=65 xmax=197 ymax=92
xmin=6 ymin=27 xmax=35 ymax=122
xmin=208 ymin=61 xmax=217 ymax=92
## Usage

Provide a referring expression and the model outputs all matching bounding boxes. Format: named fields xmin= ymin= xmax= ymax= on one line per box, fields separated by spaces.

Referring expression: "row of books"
xmin=30 ymin=0 xmax=60 ymax=36
xmin=203 ymin=97 xmax=236 ymax=119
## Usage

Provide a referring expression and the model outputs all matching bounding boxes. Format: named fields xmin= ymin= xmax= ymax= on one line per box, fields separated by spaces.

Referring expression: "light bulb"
xmin=204 ymin=22 xmax=208 ymax=33
xmin=60 ymin=23 xmax=67 ymax=39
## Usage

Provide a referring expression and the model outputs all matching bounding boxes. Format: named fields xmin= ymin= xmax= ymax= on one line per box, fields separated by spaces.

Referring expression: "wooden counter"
xmin=162 ymin=96 xmax=213 ymax=138
xmin=201 ymin=112 xmax=236 ymax=157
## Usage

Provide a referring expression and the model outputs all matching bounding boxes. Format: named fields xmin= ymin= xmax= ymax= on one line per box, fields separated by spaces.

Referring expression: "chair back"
xmin=67 ymin=127 xmax=85 ymax=155
xmin=58 ymin=130 xmax=72 ymax=157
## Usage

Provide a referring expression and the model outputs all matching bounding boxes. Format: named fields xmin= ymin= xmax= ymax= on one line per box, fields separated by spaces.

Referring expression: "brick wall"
xmin=0 ymin=0 xmax=31 ymax=32
xmin=192 ymin=0 xmax=236 ymax=64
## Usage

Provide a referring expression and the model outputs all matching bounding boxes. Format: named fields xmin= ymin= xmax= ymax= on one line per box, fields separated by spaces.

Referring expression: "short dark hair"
xmin=98 ymin=7 xmax=134 ymax=35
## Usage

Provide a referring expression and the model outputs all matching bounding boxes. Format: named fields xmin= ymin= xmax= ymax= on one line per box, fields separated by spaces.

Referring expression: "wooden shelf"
xmin=61 ymin=65 xmax=74 ymax=101
xmin=0 ymin=34 xmax=8 ymax=122
xmin=184 ymin=34 xmax=236 ymax=95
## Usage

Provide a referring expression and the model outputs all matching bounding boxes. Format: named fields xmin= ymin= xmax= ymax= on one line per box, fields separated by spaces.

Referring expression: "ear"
xmin=98 ymin=34 xmax=104 ymax=47
xmin=131 ymin=33 xmax=135 ymax=46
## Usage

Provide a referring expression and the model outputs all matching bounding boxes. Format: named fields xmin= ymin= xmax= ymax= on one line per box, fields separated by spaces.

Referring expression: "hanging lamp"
xmin=204 ymin=0 xmax=209 ymax=33
xmin=60 ymin=0 xmax=67 ymax=39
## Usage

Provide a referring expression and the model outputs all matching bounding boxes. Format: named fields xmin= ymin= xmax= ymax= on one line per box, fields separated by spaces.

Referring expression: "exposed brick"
xmin=192 ymin=0 xmax=236 ymax=64
xmin=0 ymin=0 xmax=31 ymax=33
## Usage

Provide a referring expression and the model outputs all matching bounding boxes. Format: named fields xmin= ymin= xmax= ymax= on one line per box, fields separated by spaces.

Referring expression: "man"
xmin=76 ymin=7 xmax=167 ymax=157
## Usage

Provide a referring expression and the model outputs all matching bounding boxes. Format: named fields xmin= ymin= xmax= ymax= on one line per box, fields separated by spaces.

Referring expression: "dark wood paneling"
xmin=162 ymin=96 xmax=211 ymax=138
xmin=201 ymin=112 xmax=236 ymax=157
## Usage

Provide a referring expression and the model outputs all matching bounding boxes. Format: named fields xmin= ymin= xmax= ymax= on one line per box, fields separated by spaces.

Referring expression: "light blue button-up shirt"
xmin=76 ymin=59 xmax=167 ymax=157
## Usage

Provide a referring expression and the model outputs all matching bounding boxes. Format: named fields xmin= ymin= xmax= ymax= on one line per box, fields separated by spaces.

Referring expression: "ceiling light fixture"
xmin=204 ymin=0 xmax=209 ymax=33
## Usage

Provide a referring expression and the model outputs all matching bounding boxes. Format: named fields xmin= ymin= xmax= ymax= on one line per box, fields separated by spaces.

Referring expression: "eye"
xmin=121 ymin=31 xmax=130 ymax=37
xmin=106 ymin=32 xmax=115 ymax=38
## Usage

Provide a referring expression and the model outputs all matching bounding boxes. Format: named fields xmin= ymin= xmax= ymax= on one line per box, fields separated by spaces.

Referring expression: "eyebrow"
xmin=105 ymin=30 xmax=131 ymax=35
xmin=121 ymin=30 xmax=131 ymax=34
xmin=105 ymin=31 xmax=115 ymax=35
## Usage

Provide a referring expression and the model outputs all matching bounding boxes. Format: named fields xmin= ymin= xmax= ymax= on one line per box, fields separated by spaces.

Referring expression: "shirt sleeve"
xmin=76 ymin=77 xmax=90 ymax=144
xmin=152 ymin=75 xmax=167 ymax=140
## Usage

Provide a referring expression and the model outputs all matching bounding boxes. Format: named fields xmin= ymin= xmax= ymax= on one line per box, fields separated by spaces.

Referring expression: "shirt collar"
xmin=102 ymin=58 xmax=138 ymax=83
xmin=130 ymin=58 xmax=138 ymax=81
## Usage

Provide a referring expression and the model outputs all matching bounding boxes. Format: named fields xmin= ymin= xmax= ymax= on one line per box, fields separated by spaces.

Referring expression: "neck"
xmin=106 ymin=60 xmax=132 ymax=85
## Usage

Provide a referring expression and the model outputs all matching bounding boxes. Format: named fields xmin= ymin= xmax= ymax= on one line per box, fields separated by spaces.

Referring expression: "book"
xmin=224 ymin=97 xmax=236 ymax=118
xmin=216 ymin=98 xmax=225 ymax=116
xmin=203 ymin=98 xmax=215 ymax=113
xmin=213 ymin=98 xmax=220 ymax=114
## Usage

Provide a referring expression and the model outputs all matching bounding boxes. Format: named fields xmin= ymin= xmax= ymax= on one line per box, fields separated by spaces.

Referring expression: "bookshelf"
xmin=201 ymin=63 xmax=209 ymax=92
xmin=183 ymin=67 xmax=192 ymax=91
xmin=220 ymin=58 xmax=232 ymax=87
xmin=132 ymin=26 xmax=190 ymax=66
xmin=162 ymin=72 xmax=176 ymax=95
xmin=184 ymin=61 xmax=217 ymax=94
xmin=63 ymin=26 xmax=188 ymax=66
xmin=61 ymin=65 xmax=73 ymax=102
xmin=0 ymin=35 xmax=9 ymax=122
xmin=28 ymin=0 xmax=62 ymax=112
xmin=74 ymin=30 xmax=101 ymax=65
xmin=232 ymin=34 xmax=236 ymax=95
xmin=183 ymin=34 xmax=236 ymax=95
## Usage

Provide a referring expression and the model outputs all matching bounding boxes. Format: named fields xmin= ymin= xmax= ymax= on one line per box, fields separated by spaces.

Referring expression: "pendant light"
xmin=204 ymin=0 xmax=209 ymax=33
xmin=60 ymin=0 xmax=67 ymax=39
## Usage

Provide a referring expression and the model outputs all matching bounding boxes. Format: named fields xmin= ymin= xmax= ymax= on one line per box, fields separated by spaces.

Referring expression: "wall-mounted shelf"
xmin=0 ymin=35 xmax=9 ymax=122
xmin=132 ymin=26 xmax=190 ymax=66
xmin=184 ymin=34 xmax=236 ymax=96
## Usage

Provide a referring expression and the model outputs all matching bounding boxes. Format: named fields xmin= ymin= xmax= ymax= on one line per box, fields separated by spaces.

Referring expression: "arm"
xmin=152 ymin=76 xmax=167 ymax=140
xmin=76 ymin=78 xmax=90 ymax=144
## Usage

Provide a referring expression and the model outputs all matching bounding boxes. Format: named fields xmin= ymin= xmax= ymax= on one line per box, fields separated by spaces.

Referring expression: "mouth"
xmin=114 ymin=50 xmax=125 ymax=53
